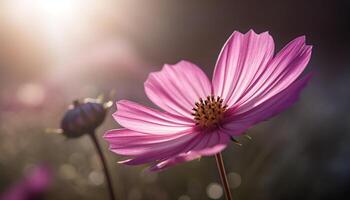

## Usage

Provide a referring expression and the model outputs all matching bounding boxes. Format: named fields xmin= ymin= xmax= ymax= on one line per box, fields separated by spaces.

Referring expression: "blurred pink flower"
xmin=104 ymin=30 xmax=312 ymax=171
xmin=0 ymin=165 xmax=52 ymax=200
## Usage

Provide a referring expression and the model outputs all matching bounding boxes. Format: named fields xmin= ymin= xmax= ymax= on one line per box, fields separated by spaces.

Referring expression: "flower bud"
xmin=60 ymin=98 xmax=112 ymax=138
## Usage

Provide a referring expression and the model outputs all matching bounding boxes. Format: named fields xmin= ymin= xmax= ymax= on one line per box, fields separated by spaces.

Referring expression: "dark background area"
xmin=1 ymin=0 xmax=350 ymax=199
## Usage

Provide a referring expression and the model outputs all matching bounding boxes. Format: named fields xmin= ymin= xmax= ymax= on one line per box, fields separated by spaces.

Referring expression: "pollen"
xmin=192 ymin=96 xmax=228 ymax=128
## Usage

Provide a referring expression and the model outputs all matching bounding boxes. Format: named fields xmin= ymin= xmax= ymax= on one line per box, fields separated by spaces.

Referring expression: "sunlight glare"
xmin=4 ymin=0 xmax=86 ymax=59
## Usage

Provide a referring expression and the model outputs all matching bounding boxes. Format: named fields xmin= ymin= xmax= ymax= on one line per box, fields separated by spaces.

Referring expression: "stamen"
xmin=230 ymin=137 xmax=242 ymax=146
xmin=192 ymin=96 xmax=227 ymax=128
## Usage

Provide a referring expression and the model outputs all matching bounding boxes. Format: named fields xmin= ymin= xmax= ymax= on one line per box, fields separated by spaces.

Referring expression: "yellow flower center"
xmin=192 ymin=96 xmax=227 ymax=128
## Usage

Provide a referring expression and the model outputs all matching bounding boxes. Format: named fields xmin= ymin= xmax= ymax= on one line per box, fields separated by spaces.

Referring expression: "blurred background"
xmin=1 ymin=0 xmax=350 ymax=199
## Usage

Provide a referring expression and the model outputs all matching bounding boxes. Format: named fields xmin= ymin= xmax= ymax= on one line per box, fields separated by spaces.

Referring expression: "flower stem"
xmin=215 ymin=153 xmax=233 ymax=200
xmin=90 ymin=132 xmax=116 ymax=200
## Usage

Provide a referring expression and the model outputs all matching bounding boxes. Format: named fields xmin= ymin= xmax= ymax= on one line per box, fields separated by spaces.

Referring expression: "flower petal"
xmin=114 ymin=100 xmax=193 ymax=134
xmin=114 ymin=129 xmax=229 ymax=169
xmin=235 ymin=36 xmax=312 ymax=114
xmin=221 ymin=74 xmax=312 ymax=136
xmin=190 ymin=129 xmax=229 ymax=156
xmin=104 ymin=129 xmax=191 ymax=156
xmin=148 ymin=130 xmax=229 ymax=171
xmin=149 ymin=152 xmax=201 ymax=171
xmin=119 ymin=129 xmax=200 ymax=165
xmin=145 ymin=60 xmax=212 ymax=119
xmin=212 ymin=30 xmax=275 ymax=108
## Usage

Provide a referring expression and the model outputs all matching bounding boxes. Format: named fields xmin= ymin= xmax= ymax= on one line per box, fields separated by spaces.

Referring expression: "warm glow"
xmin=4 ymin=0 xmax=88 ymax=60
xmin=35 ymin=0 xmax=80 ymax=17
xmin=1 ymin=0 xmax=142 ymax=82
xmin=4 ymin=0 xmax=83 ymax=27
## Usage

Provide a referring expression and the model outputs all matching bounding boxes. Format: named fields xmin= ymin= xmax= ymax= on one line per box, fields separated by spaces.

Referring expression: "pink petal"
xmin=149 ymin=152 xmax=201 ymax=171
xmin=114 ymin=100 xmax=193 ymax=134
xmin=114 ymin=129 xmax=229 ymax=168
xmin=144 ymin=60 xmax=212 ymax=119
xmin=119 ymin=129 xmax=200 ymax=165
xmin=221 ymin=74 xmax=312 ymax=136
xmin=148 ymin=131 xmax=229 ymax=171
xmin=104 ymin=129 xmax=191 ymax=156
xmin=235 ymin=36 xmax=312 ymax=114
xmin=212 ymin=30 xmax=275 ymax=108
xmin=189 ymin=129 xmax=229 ymax=156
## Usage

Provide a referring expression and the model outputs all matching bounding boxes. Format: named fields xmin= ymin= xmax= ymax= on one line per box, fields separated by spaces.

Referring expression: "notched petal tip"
xmin=246 ymin=29 xmax=272 ymax=37
xmin=300 ymin=35 xmax=306 ymax=40
xmin=247 ymin=29 xmax=256 ymax=34
xmin=161 ymin=60 xmax=201 ymax=72
xmin=226 ymin=30 xmax=243 ymax=40
xmin=247 ymin=29 xmax=261 ymax=36
xmin=176 ymin=59 xmax=195 ymax=66
xmin=306 ymin=45 xmax=313 ymax=52
xmin=113 ymin=100 xmax=135 ymax=118
xmin=294 ymin=35 xmax=306 ymax=45
xmin=103 ymin=130 xmax=116 ymax=139
xmin=114 ymin=100 xmax=128 ymax=114
xmin=116 ymin=99 xmax=130 ymax=107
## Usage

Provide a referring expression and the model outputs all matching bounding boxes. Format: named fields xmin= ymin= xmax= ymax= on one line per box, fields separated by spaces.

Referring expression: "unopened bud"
xmin=60 ymin=98 xmax=111 ymax=138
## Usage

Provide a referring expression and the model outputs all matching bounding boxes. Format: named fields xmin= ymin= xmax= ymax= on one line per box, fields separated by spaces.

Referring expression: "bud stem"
xmin=215 ymin=153 xmax=233 ymax=200
xmin=90 ymin=132 xmax=116 ymax=200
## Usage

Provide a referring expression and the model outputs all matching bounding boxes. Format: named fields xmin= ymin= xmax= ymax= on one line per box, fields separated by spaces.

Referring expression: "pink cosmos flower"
xmin=104 ymin=30 xmax=312 ymax=171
